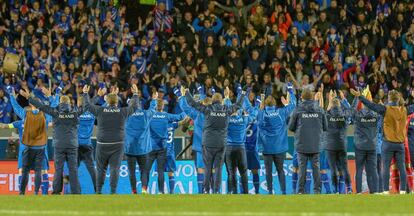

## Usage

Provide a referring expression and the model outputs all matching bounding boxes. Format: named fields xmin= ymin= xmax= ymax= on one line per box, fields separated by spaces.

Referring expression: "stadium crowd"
xmin=0 ymin=0 xmax=414 ymax=195
xmin=0 ymin=0 xmax=413 ymax=120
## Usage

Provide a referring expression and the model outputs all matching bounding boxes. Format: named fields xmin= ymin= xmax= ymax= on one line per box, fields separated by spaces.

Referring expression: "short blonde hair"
xmin=332 ymin=98 xmax=341 ymax=107
xmin=202 ymin=97 xmax=212 ymax=106
xmin=212 ymin=93 xmax=223 ymax=104
xmin=105 ymin=93 xmax=118 ymax=106
xmin=60 ymin=95 xmax=71 ymax=104
xmin=388 ymin=90 xmax=400 ymax=103
xmin=157 ymin=99 xmax=165 ymax=111
xmin=264 ymin=96 xmax=276 ymax=106
xmin=301 ymin=88 xmax=314 ymax=101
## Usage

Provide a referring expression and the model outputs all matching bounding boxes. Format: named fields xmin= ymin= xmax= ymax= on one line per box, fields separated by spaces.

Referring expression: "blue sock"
xmin=321 ymin=173 xmax=331 ymax=194
xmin=41 ymin=174 xmax=49 ymax=195
xmin=253 ymin=173 xmax=260 ymax=194
xmin=197 ymin=173 xmax=204 ymax=194
xmin=292 ymin=172 xmax=298 ymax=194
xmin=339 ymin=175 xmax=345 ymax=194
xmin=168 ymin=176 xmax=175 ymax=194
xmin=305 ymin=171 xmax=312 ymax=194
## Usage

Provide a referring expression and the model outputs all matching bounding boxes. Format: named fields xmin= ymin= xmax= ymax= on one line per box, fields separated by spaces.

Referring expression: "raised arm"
xmin=178 ymin=95 xmax=199 ymax=119
xmin=358 ymin=96 xmax=385 ymax=115
xmin=123 ymin=84 xmax=140 ymax=117
xmin=281 ymin=84 xmax=297 ymax=117
xmin=214 ymin=1 xmax=235 ymax=12
xmin=117 ymin=40 xmax=125 ymax=56
xmin=227 ymin=91 xmax=246 ymax=115
xmin=245 ymin=0 xmax=261 ymax=11
xmin=246 ymin=108 xmax=258 ymax=124
xmin=184 ymin=86 xmax=209 ymax=115
xmin=97 ymin=38 xmax=104 ymax=58
xmin=82 ymin=86 xmax=101 ymax=116
xmin=168 ymin=112 xmax=186 ymax=122
xmin=145 ymin=93 xmax=159 ymax=118
xmin=28 ymin=97 xmax=58 ymax=118
xmin=10 ymin=90 xmax=26 ymax=119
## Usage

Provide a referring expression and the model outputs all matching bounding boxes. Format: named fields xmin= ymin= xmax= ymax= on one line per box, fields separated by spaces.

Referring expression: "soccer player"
xmin=324 ymin=90 xmax=352 ymax=194
xmin=22 ymin=88 xmax=84 ymax=194
xmin=316 ymin=86 xmax=333 ymax=194
xmin=257 ymin=84 xmax=296 ymax=195
xmin=9 ymin=89 xmax=49 ymax=195
xmin=164 ymin=119 xmax=190 ymax=194
xmin=183 ymin=86 xmax=245 ymax=194
xmin=143 ymin=99 xmax=185 ymax=194
xmin=352 ymin=89 xmax=414 ymax=194
xmin=124 ymin=92 xmax=157 ymax=194
xmin=349 ymin=89 xmax=380 ymax=194
xmin=82 ymin=84 xmax=139 ymax=194
xmin=77 ymin=97 xmax=97 ymax=192
xmin=223 ymin=89 xmax=257 ymax=194
xmin=289 ymin=88 xmax=327 ymax=194
xmin=177 ymin=86 xmax=208 ymax=194
xmin=244 ymin=91 xmax=261 ymax=194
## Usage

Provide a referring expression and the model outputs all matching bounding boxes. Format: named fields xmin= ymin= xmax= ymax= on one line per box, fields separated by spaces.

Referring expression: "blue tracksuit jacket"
xmin=78 ymin=111 xmax=95 ymax=145
xmin=124 ymin=100 xmax=157 ymax=155
xmin=150 ymin=111 xmax=186 ymax=151
xmin=258 ymin=92 xmax=296 ymax=154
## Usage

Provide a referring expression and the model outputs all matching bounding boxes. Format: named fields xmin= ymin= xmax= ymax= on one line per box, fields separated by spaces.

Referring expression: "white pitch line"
xmin=0 ymin=210 xmax=413 ymax=216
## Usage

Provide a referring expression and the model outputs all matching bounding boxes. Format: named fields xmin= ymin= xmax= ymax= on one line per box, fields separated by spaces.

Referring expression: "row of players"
xmin=3 ymin=82 xmax=412 ymax=195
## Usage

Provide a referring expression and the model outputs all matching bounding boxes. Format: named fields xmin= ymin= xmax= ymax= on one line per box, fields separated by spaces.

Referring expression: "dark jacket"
xmin=185 ymin=93 xmax=244 ymax=148
xmin=352 ymin=98 xmax=379 ymax=151
xmin=289 ymin=100 xmax=327 ymax=154
xmin=325 ymin=102 xmax=351 ymax=151
xmin=29 ymin=98 xmax=82 ymax=149
xmin=82 ymin=93 xmax=139 ymax=144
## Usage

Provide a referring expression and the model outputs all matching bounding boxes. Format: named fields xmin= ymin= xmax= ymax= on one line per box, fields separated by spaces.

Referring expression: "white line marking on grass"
xmin=0 ymin=210 xmax=412 ymax=216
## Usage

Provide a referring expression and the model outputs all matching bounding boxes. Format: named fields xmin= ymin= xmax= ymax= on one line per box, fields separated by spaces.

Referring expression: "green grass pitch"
xmin=0 ymin=195 xmax=413 ymax=215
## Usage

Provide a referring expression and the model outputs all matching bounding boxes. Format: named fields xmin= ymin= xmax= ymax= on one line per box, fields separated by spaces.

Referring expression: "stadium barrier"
xmin=0 ymin=160 xmax=363 ymax=195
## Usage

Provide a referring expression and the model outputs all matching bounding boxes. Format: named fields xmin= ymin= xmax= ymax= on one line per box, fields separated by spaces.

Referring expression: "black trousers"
xmin=78 ymin=145 xmax=97 ymax=192
xmin=298 ymin=152 xmax=321 ymax=194
xmin=382 ymin=142 xmax=406 ymax=192
xmin=263 ymin=153 xmax=286 ymax=194
xmin=202 ymin=145 xmax=225 ymax=194
xmin=355 ymin=148 xmax=378 ymax=193
xmin=127 ymin=154 xmax=148 ymax=193
xmin=144 ymin=149 xmax=167 ymax=193
xmin=20 ymin=147 xmax=45 ymax=195
xmin=225 ymin=146 xmax=248 ymax=194
xmin=53 ymin=147 xmax=80 ymax=194
xmin=326 ymin=150 xmax=351 ymax=192
xmin=95 ymin=144 xmax=124 ymax=194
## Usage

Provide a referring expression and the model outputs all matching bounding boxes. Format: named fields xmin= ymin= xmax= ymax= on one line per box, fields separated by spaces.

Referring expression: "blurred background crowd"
xmin=0 ymin=0 xmax=413 ymax=123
